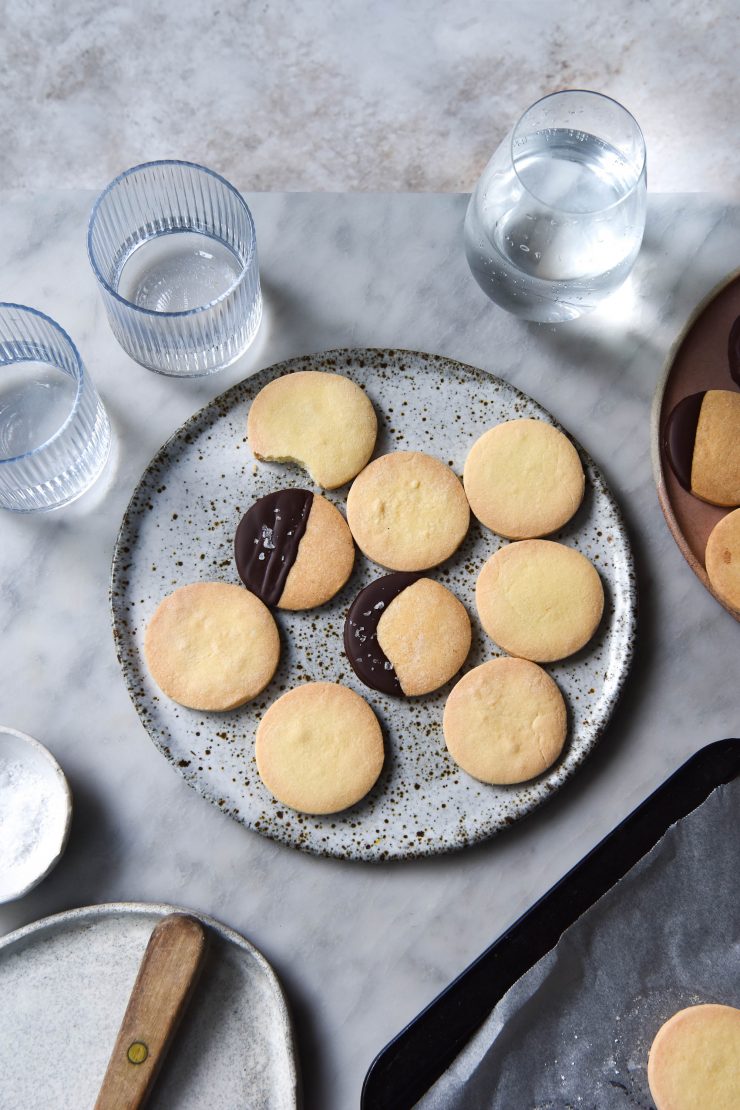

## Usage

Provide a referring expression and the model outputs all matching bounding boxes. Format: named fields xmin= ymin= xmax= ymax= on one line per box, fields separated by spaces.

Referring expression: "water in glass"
xmin=465 ymin=93 xmax=646 ymax=323
xmin=0 ymin=305 xmax=111 ymax=513
xmin=0 ymin=357 xmax=77 ymax=460
xmin=117 ymin=231 xmax=243 ymax=313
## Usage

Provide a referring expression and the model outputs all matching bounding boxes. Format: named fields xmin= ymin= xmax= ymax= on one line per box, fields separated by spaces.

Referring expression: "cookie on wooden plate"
xmin=144 ymin=582 xmax=280 ymax=711
xmin=664 ymin=389 xmax=740 ymax=507
xmin=705 ymin=507 xmax=740 ymax=613
xmin=255 ymin=682 xmax=384 ymax=814
xmin=344 ymin=573 xmax=471 ymax=696
xmin=692 ymin=390 xmax=740 ymax=506
xmin=346 ymin=450 xmax=470 ymax=571
xmin=476 ymin=540 xmax=604 ymax=662
xmin=247 ymin=370 xmax=377 ymax=489
xmin=235 ymin=489 xmax=354 ymax=609
xmin=443 ymin=657 xmax=567 ymax=785
xmin=463 ymin=418 xmax=585 ymax=538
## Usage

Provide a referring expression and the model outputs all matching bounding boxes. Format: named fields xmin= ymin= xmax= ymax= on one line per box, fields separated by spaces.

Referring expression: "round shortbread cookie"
xmin=476 ymin=540 xmax=604 ymax=662
xmin=255 ymin=682 xmax=384 ymax=814
xmin=705 ymin=507 xmax=740 ymax=613
xmin=144 ymin=582 xmax=280 ymax=711
xmin=647 ymin=1004 xmax=740 ymax=1110
xmin=443 ymin=657 xmax=567 ymax=785
xmin=247 ymin=370 xmax=378 ymax=489
xmin=346 ymin=451 xmax=470 ymax=571
xmin=463 ymin=418 xmax=585 ymax=539
xmin=235 ymin=489 xmax=355 ymax=610
xmin=344 ymin=574 xmax=471 ymax=696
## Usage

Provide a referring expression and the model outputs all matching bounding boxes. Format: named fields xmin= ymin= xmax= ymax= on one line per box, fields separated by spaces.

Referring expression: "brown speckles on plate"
xmin=110 ymin=348 xmax=636 ymax=861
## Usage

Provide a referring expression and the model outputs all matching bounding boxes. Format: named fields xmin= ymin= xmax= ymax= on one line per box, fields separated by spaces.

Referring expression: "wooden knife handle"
xmin=95 ymin=914 xmax=207 ymax=1110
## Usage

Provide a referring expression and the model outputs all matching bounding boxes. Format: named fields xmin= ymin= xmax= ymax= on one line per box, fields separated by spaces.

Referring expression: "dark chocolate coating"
xmin=729 ymin=315 xmax=740 ymax=387
xmin=344 ymin=572 xmax=421 ymax=696
xmin=234 ymin=489 xmax=313 ymax=606
xmin=663 ymin=391 xmax=706 ymax=492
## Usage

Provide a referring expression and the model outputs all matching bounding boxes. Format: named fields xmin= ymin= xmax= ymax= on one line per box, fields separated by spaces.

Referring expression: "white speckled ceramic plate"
xmin=0 ymin=902 xmax=299 ymax=1109
xmin=111 ymin=349 xmax=636 ymax=861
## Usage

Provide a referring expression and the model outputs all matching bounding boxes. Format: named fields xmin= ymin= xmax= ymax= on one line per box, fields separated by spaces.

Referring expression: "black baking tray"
xmin=361 ymin=739 xmax=740 ymax=1110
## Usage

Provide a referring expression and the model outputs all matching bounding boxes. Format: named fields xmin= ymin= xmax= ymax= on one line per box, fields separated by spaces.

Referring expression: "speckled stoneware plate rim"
xmin=0 ymin=725 xmax=73 ymax=903
xmin=111 ymin=347 xmax=637 ymax=861
xmin=650 ymin=267 xmax=740 ymax=622
xmin=0 ymin=900 xmax=300 ymax=1107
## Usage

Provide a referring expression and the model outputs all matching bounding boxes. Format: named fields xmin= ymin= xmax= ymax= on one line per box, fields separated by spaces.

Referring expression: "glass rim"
xmin=0 ymin=303 xmax=85 ymax=466
xmin=509 ymin=89 xmax=647 ymax=215
xmin=87 ymin=159 xmax=257 ymax=319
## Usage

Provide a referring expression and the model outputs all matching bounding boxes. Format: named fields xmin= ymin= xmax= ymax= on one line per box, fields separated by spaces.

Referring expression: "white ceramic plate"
xmin=111 ymin=349 xmax=636 ymax=861
xmin=0 ymin=902 xmax=299 ymax=1109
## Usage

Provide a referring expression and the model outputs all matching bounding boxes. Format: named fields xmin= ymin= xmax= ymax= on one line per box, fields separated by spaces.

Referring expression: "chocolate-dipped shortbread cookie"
xmin=664 ymin=389 xmax=740 ymax=507
xmin=235 ymin=489 xmax=354 ymax=610
xmin=344 ymin=573 xmax=471 ymax=697
xmin=729 ymin=315 xmax=740 ymax=388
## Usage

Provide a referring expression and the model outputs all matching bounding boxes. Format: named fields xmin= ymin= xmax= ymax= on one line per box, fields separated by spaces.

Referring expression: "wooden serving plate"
xmin=652 ymin=270 xmax=740 ymax=620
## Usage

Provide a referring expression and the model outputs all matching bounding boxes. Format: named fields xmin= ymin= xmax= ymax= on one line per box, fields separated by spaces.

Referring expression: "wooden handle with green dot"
xmin=94 ymin=914 xmax=207 ymax=1110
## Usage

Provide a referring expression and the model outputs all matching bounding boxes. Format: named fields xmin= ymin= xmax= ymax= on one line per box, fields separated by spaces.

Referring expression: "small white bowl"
xmin=0 ymin=727 xmax=72 ymax=904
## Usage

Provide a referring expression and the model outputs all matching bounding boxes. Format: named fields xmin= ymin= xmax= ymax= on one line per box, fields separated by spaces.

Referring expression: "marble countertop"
xmin=1 ymin=1 xmax=737 ymax=195
xmin=0 ymin=190 xmax=738 ymax=1108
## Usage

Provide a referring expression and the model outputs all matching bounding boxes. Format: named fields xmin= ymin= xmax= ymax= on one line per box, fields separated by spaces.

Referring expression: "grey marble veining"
xmin=0 ymin=191 xmax=738 ymax=1108
xmin=1 ymin=1 xmax=738 ymax=195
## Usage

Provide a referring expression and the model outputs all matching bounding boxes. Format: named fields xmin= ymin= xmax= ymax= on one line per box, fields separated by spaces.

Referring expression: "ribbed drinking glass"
xmin=0 ymin=304 xmax=111 ymax=512
xmin=88 ymin=160 xmax=262 ymax=377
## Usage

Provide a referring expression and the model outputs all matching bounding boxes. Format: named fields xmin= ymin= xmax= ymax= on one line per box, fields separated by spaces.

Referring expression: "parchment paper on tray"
xmin=417 ymin=778 xmax=740 ymax=1109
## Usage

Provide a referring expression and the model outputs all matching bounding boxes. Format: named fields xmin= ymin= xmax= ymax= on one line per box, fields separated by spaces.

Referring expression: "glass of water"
xmin=464 ymin=90 xmax=647 ymax=323
xmin=88 ymin=160 xmax=262 ymax=376
xmin=0 ymin=304 xmax=111 ymax=512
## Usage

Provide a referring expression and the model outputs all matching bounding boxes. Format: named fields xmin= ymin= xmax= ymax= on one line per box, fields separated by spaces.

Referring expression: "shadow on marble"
xmin=5 ymin=771 xmax=122 ymax=929
xmin=267 ymin=955 xmax=327 ymax=1110
xmin=256 ymin=274 xmax=339 ymax=361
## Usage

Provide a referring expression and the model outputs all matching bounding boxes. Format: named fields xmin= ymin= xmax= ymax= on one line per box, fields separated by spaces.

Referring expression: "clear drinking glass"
xmin=88 ymin=160 xmax=262 ymax=377
xmin=464 ymin=90 xmax=647 ymax=323
xmin=0 ymin=304 xmax=111 ymax=512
